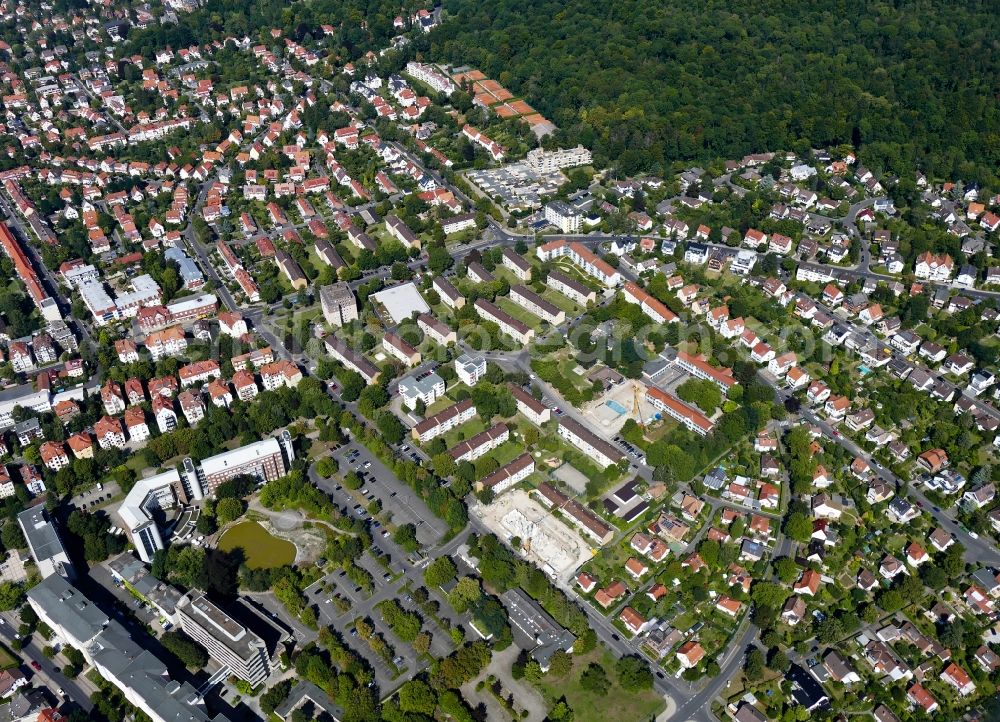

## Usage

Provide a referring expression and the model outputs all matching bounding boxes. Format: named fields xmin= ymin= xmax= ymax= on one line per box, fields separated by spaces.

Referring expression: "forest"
xmin=117 ymin=0 xmax=1000 ymax=185
xmin=120 ymin=0 xmax=409 ymax=61
xmin=428 ymin=0 xmax=1000 ymax=184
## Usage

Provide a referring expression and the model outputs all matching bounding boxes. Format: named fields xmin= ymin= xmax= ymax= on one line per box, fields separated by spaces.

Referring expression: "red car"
xmin=30 ymin=661 xmax=40 ymax=671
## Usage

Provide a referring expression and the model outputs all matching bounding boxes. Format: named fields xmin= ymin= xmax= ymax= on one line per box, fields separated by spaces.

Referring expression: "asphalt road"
xmin=799 ymin=406 xmax=1000 ymax=565
xmin=0 ymin=609 xmax=95 ymax=712
xmin=34 ymin=59 xmax=996 ymax=720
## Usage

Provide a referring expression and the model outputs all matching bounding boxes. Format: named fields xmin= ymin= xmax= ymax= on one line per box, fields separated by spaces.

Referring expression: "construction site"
xmin=582 ymin=380 xmax=658 ymax=434
xmin=471 ymin=489 xmax=593 ymax=583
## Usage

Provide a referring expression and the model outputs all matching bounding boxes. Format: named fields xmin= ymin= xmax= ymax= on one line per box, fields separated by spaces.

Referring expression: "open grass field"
xmin=497 ymin=297 xmax=546 ymax=331
xmin=540 ymin=286 xmax=583 ymax=315
xmin=0 ymin=644 xmax=17 ymax=670
xmin=534 ymin=648 xmax=665 ymax=722
xmin=439 ymin=417 xmax=489 ymax=450
xmin=423 ymin=394 xmax=457 ymax=417
xmin=218 ymin=521 xmax=296 ymax=569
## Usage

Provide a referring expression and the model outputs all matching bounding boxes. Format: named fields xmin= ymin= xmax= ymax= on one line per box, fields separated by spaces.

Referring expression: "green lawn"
xmin=306 ymin=246 xmax=335 ymax=279
xmin=496 ymin=297 xmax=546 ymax=331
xmin=490 ymin=265 xmax=525 ymax=287
xmin=583 ymin=538 xmax=633 ymax=586
xmin=699 ymin=620 xmax=735 ymax=655
xmin=0 ymin=644 xmax=17 ymax=670
xmin=439 ymin=417 xmax=488 ymax=450
xmin=484 ymin=440 xmax=524 ymax=468
xmin=521 ymin=469 xmax=552 ymax=489
xmin=534 ymin=648 xmax=665 ymax=722
xmin=423 ymin=395 xmax=457 ymax=416
xmin=642 ymin=416 xmax=679 ymax=443
xmin=540 ymin=287 xmax=583 ymax=315
xmin=270 ymin=266 xmax=296 ymax=296
xmin=672 ymin=612 xmax=697 ymax=631
xmin=551 ymin=353 xmax=593 ymax=392
xmin=551 ymin=258 xmax=605 ymax=293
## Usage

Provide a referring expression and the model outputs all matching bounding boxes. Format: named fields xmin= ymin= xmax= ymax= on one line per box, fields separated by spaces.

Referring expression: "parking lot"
xmin=318 ymin=443 xmax=447 ymax=547
xmin=301 ymin=440 xmax=484 ymax=694
xmin=306 ymin=563 xmax=415 ymax=691
xmin=611 ymin=433 xmax=647 ymax=466
xmin=71 ymin=479 xmax=120 ymax=513
xmin=465 ymin=164 xmax=564 ymax=211
xmin=301 ymin=546 xmax=462 ymax=694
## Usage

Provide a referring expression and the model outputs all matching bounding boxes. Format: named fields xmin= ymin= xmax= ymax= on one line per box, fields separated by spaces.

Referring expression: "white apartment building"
xmin=447 ymin=423 xmax=509 ymax=463
xmin=417 ymin=313 xmax=457 ymax=345
xmin=320 ymin=283 xmax=358 ymax=327
xmin=525 ymin=146 xmax=592 ymax=173
xmin=455 ymin=353 xmax=487 ymax=386
xmin=383 ymin=333 xmax=421 ymax=367
xmin=509 ymin=384 xmax=551 ymax=426
xmin=546 ymin=270 xmax=596 ymax=306
xmin=398 ymin=371 xmax=445 ymax=410
xmin=544 ymin=200 xmax=582 ymax=233
xmin=501 ymin=248 xmax=532 ymax=281
xmin=474 ymin=298 xmax=535 ymax=345
xmin=405 ymin=62 xmax=455 ymax=94
xmin=177 ymin=594 xmax=271 ymax=686
xmin=412 ymin=399 xmax=477 ymax=443
xmin=477 ymin=453 xmax=535 ymax=494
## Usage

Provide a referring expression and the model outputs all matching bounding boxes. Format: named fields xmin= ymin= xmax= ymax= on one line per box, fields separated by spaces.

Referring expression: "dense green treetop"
xmin=431 ymin=0 xmax=1000 ymax=184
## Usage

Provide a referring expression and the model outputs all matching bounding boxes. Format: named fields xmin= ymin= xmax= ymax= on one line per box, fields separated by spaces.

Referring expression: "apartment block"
xmin=320 ymin=283 xmax=359 ymax=327
xmin=447 ymin=423 xmax=509 ymax=463
xmin=474 ymin=298 xmax=534 ymax=344
xmin=546 ymin=270 xmax=596 ymax=306
xmin=412 ymin=399 xmax=476 ymax=443
xmin=508 ymin=384 xmax=551 ymax=426
xmin=455 ymin=353 xmax=487 ymax=386
xmin=645 ymin=386 xmax=714 ymax=436
xmin=476 ymin=453 xmax=534 ymax=494
xmin=177 ymin=594 xmax=271 ymax=686
xmin=417 ymin=313 xmax=456 ymax=345
xmin=557 ymin=417 xmax=623 ymax=468
xmin=509 ymin=285 xmax=565 ymax=325
xmin=383 ymin=332 xmax=421 ymax=367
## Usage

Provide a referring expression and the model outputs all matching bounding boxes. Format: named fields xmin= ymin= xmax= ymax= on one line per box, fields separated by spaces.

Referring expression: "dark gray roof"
xmin=501 ymin=588 xmax=575 ymax=670
xmin=273 ymin=680 xmax=345 ymax=720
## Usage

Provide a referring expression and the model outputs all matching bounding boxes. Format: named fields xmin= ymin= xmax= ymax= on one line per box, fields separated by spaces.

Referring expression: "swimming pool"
xmin=606 ymin=399 xmax=628 ymax=415
xmin=858 ymin=365 xmax=872 ymax=375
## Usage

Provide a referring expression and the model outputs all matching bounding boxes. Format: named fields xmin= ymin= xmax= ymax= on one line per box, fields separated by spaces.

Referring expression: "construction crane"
xmin=522 ymin=520 xmax=536 ymax=556
xmin=522 ymin=497 xmax=598 ymax=559
xmin=522 ymin=501 xmax=561 ymax=557
xmin=632 ymin=381 xmax=645 ymax=427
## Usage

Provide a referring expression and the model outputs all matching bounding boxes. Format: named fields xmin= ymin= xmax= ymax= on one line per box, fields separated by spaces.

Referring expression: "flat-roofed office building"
xmin=17 ymin=507 xmax=73 ymax=580
xmin=177 ymin=594 xmax=271 ymax=685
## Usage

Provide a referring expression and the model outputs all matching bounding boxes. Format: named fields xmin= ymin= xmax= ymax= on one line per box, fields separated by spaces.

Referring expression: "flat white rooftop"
xmin=199 ymin=436 xmax=282 ymax=477
xmin=370 ymin=282 xmax=430 ymax=324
